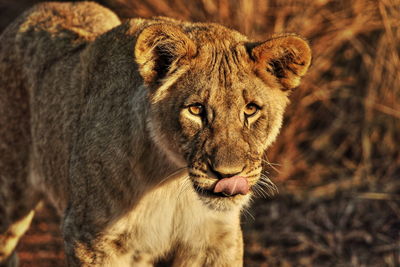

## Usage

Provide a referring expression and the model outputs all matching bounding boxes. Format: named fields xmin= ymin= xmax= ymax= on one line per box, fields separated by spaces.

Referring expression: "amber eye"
xmin=188 ymin=104 xmax=205 ymax=116
xmin=244 ymin=103 xmax=260 ymax=117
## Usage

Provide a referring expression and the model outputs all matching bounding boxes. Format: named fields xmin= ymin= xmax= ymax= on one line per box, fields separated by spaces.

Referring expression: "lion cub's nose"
xmin=209 ymin=164 xmax=245 ymax=179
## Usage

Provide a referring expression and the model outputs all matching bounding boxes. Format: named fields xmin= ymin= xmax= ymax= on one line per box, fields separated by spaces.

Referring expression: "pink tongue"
xmin=213 ymin=176 xmax=249 ymax=196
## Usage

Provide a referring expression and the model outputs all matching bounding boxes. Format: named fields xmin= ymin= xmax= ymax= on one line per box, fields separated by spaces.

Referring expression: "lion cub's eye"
xmin=244 ymin=103 xmax=260 ymax=117
xmin=188 ymin=104 xmax=205 ymax=116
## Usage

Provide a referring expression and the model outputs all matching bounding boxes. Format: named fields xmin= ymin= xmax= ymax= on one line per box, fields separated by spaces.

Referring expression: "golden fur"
xmin=0 ymin=2 xmax=311 ymax=266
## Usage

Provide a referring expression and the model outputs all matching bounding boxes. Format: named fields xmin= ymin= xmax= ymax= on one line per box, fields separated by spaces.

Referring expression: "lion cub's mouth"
xmin=213 ymin=176 xmax=249 ymax=195
xmin=192 ymin=176 xmax=251 ymax=198
xmin=193 ymin=184 xmax=237 ymax=198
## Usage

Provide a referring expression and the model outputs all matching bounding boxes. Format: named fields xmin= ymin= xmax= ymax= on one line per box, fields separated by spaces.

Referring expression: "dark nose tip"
xmin=208 ymin=164 xmax=245 ymax=179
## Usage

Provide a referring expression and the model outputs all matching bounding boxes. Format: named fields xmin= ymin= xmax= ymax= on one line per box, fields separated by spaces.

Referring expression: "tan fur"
xmin=0 ymin=2 xmax=311 ymax=266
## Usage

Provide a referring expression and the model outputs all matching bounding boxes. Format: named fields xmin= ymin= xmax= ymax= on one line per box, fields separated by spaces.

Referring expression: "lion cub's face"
xmin=135 ymin=22 xmax=311 ymax=211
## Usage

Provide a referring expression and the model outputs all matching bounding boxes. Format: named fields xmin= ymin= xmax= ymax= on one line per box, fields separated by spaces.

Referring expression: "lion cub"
xmin=0 ymin=2 xmax=311 ymax=266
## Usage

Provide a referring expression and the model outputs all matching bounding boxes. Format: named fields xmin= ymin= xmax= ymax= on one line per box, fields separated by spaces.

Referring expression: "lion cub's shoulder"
xmin=16 ymin=2 xmax=120 ymax=41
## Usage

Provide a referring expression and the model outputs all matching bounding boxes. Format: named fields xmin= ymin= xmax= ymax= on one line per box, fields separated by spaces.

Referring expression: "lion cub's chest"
xmin=106 ymin=177 xmax=231 ymax=258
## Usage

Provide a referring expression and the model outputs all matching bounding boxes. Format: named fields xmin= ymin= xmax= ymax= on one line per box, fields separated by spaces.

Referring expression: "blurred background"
xmin=1 ymin=0 xmax=399 ymax=266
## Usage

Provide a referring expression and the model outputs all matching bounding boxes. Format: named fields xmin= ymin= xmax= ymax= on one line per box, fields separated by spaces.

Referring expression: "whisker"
xmin=241 ymin=207 xmax=255 ymax=221
xmin=262 ymin=156 xmax=281 ymax=167
xmin=253 ymin=184 xmax=268 ymax=198
xmin=177 ymin=175 xmax=191 ymax=202
xmin=259 ymin=185 xmax=273 ymax=198
xmin=255 ymin=174 xmax=279 ymax=197
xmin=262 ymin=158 xmax=281 ymax=173
xmin=156 ymin=166 xmax=188 ymax=186
xmin=258 ymin=183 xmax=278 ymax=197
xmin=252 ymin=188 xmax=263 ymax=199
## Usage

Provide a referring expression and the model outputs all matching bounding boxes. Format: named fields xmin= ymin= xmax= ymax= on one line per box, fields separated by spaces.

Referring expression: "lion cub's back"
xmin=17 ymin=2 xmax=121 ymax=39
xmin=0 ymin=1 xmax=122 ymax=96
xmin=0 ymin=2 xmax=121 ymax=209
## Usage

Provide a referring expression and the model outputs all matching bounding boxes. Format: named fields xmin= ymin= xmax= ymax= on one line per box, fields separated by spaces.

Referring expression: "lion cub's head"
xmin=134 ymin=19 xmax=311 ymax=211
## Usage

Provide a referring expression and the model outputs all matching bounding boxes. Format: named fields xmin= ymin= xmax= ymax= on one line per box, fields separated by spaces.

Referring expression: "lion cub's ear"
xmin=248 ymin=34 xmax=311 ymax=90
xmin=135 ymin=24 xmax=196 ymax=86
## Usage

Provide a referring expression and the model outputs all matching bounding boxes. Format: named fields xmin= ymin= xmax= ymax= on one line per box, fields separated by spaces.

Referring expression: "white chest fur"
xmin=104 ymin=172 xmax=240 ymax=261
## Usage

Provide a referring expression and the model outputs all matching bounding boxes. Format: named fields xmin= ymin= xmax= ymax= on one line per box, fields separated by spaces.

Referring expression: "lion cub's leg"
xmin=173 ymin=222 xmax=244 ymax=267
xmin=0 ymin=40 xmax=41 ymax=266
xmin=0 ymin=211 xmax=35 ymax=267
xmin=63 ymin=210 xmax=151 ymax=267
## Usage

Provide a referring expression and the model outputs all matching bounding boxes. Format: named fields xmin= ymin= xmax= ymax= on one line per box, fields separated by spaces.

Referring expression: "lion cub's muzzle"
xmin=207 ymin=164 xmax=249 ymax=196
xmin=190 ymin=163 xmax=260 ymax=198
